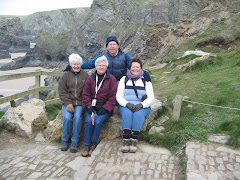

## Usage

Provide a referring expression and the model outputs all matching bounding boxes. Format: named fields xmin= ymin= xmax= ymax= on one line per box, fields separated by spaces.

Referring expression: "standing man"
xmin=65 ymin=36 xmax=132 ymax=82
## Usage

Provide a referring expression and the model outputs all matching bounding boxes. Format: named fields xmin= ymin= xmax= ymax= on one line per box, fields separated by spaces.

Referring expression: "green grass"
xmin=142 ymin=15 xmax=240 ymax=155
xmin=0 ymin=124 xmax=5 ymax=133
xmin=214 ymin=117 xmax=240 ymax=147
xmin=45 ymin=103 xmax=62 ymax=121
xmin=0 ymin=111 xmax=5 ymax=119
xmin=0 ymin=112 xmax=5 ymax=133
xmin=144 ymin=47 xmax=240 ymax=152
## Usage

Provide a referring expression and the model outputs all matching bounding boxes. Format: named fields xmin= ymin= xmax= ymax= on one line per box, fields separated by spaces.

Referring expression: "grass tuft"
xmin=45 ymin=103 xmax=62 ymax=121
xmin=214 ymin=117 xmax=240 ymax=148
xmin=0 ymin=111 xmax=5 ymax=119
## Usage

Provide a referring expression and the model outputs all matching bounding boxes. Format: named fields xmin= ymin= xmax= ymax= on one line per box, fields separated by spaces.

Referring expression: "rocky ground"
xmin=0 ymin=129 xmax=32 ymax=150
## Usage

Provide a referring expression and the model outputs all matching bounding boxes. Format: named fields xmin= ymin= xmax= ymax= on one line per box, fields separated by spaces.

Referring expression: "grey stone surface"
xmin=1 ymin=132 xmax=240 ymax=180
xmin=186 ymin=141 xmax=240 ymax=180
xmin=208 ymin=134 xmax=231 ymax=144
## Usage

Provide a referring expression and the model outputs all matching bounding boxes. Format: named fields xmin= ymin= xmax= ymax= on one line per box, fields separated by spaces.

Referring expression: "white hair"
xmin=95 ymin=55 xmax=109 ymax=68
xmin=69 ymin=53 xmax=83 ymax=65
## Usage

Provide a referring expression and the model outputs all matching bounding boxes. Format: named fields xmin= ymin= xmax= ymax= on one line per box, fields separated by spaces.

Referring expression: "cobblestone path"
xmin=0 ymin=131 xmax=240 ymax=180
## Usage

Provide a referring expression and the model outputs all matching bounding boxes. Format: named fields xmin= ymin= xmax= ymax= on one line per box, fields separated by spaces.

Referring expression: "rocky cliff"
xmin=0 ymin=0 xmax=239 ymax=70
xmin=0 ymin=17 xmax=30 ymax=59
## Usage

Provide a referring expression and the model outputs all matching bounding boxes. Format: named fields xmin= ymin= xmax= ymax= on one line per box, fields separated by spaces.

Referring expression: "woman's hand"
xmin=134 ymin=103 xmax=143 ymax=111
xmin=126 ymin=103 xmax=135 ymax=112
xmin=66 ymin=104 xmax=74 ymax=113
xmin=97 ymin=107 xmax=108 ymax=115
xmin=87 ymin=107 xmax=95 ymax=114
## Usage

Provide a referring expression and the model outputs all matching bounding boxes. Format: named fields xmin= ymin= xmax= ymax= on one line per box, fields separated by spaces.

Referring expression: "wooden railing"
xmin=0 ymin=70 xmax=62 ymax=107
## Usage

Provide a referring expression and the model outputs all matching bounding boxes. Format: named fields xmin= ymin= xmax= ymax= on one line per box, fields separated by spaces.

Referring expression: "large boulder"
xmin=2 ymin=97 xmax=161 ymax=141
xmin=2 ymin=98 xmax=48 ymax=139
xmin=44 ymin=98 xmax=162 ymax=141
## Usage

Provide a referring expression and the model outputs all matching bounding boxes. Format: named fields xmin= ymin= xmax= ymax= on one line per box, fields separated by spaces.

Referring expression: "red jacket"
xmin=82 ymin=71 xmax=117 ymax=112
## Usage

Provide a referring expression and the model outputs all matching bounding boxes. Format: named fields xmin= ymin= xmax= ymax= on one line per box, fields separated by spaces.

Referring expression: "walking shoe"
xmin=70 ymin=141 xmax=78 ymax=153
xmin=82 ymin=145 xmax=90 ymax=157
xmin=61 ymin=140 xmax=68 ymax=151
xmin=129 ymin=138 xmax=138 ymax=153
xmin=89 ymin=142 xmax=97 ymax=156
xmin=121 ymin=139 xmax=131 ymax=153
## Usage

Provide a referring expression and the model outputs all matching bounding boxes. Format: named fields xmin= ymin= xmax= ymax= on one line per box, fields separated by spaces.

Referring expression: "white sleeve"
xmin=141 ymin=81 xmax=154 ymax=108
xmin=116 ymin=76 xmax=129 ymax=106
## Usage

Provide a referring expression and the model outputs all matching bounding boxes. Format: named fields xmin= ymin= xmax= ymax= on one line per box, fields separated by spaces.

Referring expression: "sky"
xmin=0 ymin=0 xmax=94 ymax=16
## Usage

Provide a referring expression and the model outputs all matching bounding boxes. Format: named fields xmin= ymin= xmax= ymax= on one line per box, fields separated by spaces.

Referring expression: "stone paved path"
xmin=74 ymin=139 xmax=178 ymax=180
xmin=186 ymin=141 xmax=240 ymax=180
xmin=0 ymin=137 xmax=178 ymax=180
xmin=0 ymin=131 xmax=240 ymax=180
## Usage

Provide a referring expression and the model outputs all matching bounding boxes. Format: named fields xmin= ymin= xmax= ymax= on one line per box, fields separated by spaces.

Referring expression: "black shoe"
xmin=61 ymin=140 xmax=68 ymax=151
xmin=70 ymin=141 xmax=78 ymax=153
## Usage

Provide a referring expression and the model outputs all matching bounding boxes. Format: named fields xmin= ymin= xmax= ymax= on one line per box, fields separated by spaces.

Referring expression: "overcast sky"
xmin=0 ymin=0 xmax=94 ymax=16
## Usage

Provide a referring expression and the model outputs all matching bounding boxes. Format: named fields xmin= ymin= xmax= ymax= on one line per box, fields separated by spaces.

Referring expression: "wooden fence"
xmin=0 ymin=70 xmax=62 ymax=107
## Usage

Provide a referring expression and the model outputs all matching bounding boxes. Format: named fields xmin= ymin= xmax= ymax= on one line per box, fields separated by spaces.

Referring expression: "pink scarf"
xmin=127 ymin=70 xmax=144 ymax=81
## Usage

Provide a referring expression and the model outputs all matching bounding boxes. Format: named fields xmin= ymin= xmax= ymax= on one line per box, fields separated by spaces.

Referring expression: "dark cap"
xmin=106 ymin=36 xmax=119 ymax=47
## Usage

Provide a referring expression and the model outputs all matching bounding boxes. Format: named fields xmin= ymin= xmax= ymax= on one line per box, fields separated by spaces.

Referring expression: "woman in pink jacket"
xmin=82 ymin=55 xmax=117 ymax=157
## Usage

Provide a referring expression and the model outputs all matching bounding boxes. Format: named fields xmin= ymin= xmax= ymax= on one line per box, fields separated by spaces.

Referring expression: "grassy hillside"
xmin=141 ymin=14 xmax=240 ymax=153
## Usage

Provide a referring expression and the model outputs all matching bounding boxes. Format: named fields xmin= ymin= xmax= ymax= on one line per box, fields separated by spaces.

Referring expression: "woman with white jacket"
xmin=116 ymin=58 xmax=154 ymax=153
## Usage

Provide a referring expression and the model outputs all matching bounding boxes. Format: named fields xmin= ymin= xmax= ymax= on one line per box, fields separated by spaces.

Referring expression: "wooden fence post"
xmin=10 ymin=100 xmax=16 ymax=107
xmin=172 ymin=95 xmax=183 ymax=121
xmin=35 ymin=73 xmax=40 ymax=99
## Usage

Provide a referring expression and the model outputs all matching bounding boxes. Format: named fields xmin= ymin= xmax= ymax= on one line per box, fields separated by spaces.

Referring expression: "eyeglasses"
xmin=72 ymin=63 xmax=81 ymax=66
xmin=97 ymin=65 xmax=107 ymax=67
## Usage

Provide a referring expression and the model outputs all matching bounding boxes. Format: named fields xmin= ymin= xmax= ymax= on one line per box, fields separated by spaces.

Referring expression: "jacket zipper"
xmin=75 ymin=72 xmax=78 ymax=105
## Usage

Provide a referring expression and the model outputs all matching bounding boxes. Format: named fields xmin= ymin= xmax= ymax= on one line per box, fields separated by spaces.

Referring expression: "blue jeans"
xmin=62 ymin=105 xmax=84 ymax=143
xmin=118 ymin=106 xmax=151 ymax=131
xmin=83 ymin=112 xmax=112 ymax=146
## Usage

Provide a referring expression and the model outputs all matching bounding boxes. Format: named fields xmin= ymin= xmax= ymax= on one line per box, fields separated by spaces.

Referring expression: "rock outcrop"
xmin=125 ymin=3 xmax=230 ymax=64
xmin=44 ymin=99 xmax=162 ymax=141
xmin=1 ymin=97 xmax=162 ymax=141
xmin=44 ymin=110 xmax=63 ymax=141
xmin=174 ymin=50 xmax=212 ymax=73
xmin=0 ymin=0 xmax=226 ymax=70
xmin=0 ymin=17 xmax=30 ymax=59
xmin=2 ymin=98 xmax=48 ymax=139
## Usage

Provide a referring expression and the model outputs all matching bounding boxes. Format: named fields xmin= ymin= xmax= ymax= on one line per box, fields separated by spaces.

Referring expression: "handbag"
xmin=92 ymin=99 xmax=107 ymax=111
